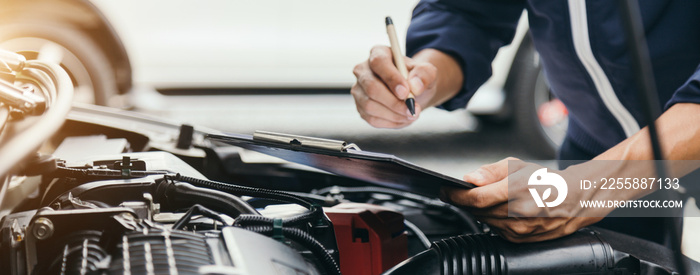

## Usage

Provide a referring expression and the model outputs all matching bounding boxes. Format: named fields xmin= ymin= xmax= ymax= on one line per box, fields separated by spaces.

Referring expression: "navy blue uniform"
xmin=406 ymin=0 xmax=700 ymax=245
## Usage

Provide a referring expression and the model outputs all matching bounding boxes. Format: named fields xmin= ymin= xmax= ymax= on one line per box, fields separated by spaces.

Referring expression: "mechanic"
xmin=351 ymin=0 xmax=700 ymax=245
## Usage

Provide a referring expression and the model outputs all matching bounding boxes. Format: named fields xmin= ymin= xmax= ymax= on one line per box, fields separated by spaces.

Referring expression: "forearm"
xmin=412 ymin=49 xmax=463 ymax=108
xmin=567 ymin=103 xmax=700 ymax=202
xmin=596 ymin=103 xmax=700 ymax=161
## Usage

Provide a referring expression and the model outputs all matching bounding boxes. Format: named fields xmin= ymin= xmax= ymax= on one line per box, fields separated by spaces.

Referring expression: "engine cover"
xmin=110 ymin=227 xmax=318 ymax=275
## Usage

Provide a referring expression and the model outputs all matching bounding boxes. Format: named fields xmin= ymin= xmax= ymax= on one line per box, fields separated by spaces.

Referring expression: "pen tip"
xmin=385 ymin=16 xmax=393 ymax=26
xmin=405 ymin=98 xmax=416 ymax=116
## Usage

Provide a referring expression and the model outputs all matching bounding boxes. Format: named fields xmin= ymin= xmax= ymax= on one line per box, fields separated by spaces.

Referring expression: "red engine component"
xmin=324 ymin=203 xmax=408 ymax=275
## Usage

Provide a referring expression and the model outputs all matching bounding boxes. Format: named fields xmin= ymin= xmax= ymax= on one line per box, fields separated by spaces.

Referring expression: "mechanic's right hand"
xmin=351 ymin=45 xmax=437 ymax=128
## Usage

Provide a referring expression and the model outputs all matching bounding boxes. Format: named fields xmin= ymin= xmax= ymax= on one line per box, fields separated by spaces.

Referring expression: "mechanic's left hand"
xmin=441 ymin=157 xmax=603 ymax=243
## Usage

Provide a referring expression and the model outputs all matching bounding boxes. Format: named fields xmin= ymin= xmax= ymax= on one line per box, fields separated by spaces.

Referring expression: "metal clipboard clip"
xmin=253 ymin=130 xmax=361 ymax=152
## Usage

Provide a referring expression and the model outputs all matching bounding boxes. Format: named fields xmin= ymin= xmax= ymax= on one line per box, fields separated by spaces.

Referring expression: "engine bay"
xmin=0 ymin=50 xmax=699 ymax=275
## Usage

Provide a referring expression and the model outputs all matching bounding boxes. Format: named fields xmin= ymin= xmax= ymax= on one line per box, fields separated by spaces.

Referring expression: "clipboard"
xmin=207 ymin=131 xmax=474 ymax=197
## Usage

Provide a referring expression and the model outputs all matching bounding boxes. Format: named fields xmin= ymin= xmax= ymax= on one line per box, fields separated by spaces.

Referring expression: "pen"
xmin=385 ymin=16 xmax=416 ymax=116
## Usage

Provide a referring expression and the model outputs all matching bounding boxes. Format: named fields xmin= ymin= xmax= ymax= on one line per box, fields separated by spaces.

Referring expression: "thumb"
xmin=463 ymin=157 xmax=517 ymax=186
xmin=407 ymin=62 xmax=437 ymax=97
xmin=463 ymin=169 xmax=490 ymax=187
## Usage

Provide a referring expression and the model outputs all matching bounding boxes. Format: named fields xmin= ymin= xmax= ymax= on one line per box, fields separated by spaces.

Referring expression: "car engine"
xmin=1 ymin=50 xmax=699 ymax=275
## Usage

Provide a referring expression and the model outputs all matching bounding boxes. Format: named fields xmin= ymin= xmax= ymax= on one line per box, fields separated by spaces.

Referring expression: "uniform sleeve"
xmin=406 ymin=0 xmax=525 ymax=111
xmin=665 ymin=65 xmax=700 ymax=110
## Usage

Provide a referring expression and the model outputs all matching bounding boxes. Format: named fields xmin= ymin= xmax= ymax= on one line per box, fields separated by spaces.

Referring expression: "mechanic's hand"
xmin=441 ymin=157 xmax=603 ymax=243
xmin=351 ymin=45 xmax=437 ymax=128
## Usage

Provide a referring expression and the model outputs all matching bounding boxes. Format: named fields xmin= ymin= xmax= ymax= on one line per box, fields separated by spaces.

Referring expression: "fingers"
xmin=463 ymin=157 xmax=521 ymax=186
xmin=443 ymin=179 xmax=509 ymax=208
xmin=366 ymin=46 xmax=435 ymax=109
xmin=358 ymin=113 xmax=412 ymax=128
xmin=441 ymin=158 xmax=601 ymax=243
xmin=351 ymin=82 xmax=414 ymax=128
xmin=352 ymin=50 xmax=420 ymax=128
xmin=440 ymin=158 xmax=524 ymax=208
xmin=352 ymin=82 xmax=414 ymax=121
xmin=368 ymin=45 xmax=410 ymax=100
xmin=352 ymin=45 xmax=438 ymax=128
xmin=406 ymin=61 xmax=437 ymax=97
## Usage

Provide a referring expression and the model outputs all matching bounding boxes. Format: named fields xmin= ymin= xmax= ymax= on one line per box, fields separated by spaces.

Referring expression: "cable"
xmin=170 ymin=174 xmax=322 ymax=225
xmin=173 ymin=174 xmax=313 ymax=208
xmin=244 ymin=225 xmax=341 ymax=275
xmin=170 ymin=175 xmax=338 ymax=273
xmin=172 ymin=204 xmax=229 ymax=230
xmin=166 ymin=180 xmax=259 ymax=216
xmin=617 ymin=1 xmax=687 ymax=274
xmin=56 ymin=166 xmax=168 ymax=178
xmin=405 ymin=219 xmax=431 ymax=250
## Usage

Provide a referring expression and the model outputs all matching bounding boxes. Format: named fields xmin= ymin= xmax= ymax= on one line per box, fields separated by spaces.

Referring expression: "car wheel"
xmin=0 ymin=22 xmax=118 ymax=106
xmin=509 ymin=33 xmax=568 ymax=159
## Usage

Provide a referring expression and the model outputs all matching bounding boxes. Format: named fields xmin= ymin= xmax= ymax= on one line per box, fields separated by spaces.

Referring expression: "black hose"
xmin=56 ymin=166 xmax=167 ymax=178
xmin=172 ymin=204 xmax=229 ymax=230
xmin=405 ymin=220 xmax=431 ymax=249
xmin=386 ymin=227 xmax=700 ymax=275
xmin=173 ymin=174 xmax=313 ymax=208
xmin=233 ymin=212 xmax=319 ymax=228
xmin=170 ymin=176 xmax=337 ymax=273
xmin=166 ymin=181 xmax=259 ymax=216
xmin=170 ymin=174 xmax=322 ymax=225
xmin=244 ymin=225 xmax=341 ymax=275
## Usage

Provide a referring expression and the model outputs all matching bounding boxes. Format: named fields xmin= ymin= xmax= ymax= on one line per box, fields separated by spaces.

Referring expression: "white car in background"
xmin=0 ymin=0 xmax=566 ymax=158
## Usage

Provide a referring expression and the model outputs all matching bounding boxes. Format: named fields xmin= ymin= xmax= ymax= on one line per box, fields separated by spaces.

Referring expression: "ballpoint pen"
xmin=385 ymin=16 xmax=416 ymax=116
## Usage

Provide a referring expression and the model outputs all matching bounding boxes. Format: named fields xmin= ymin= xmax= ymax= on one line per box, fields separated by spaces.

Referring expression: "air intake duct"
xmin=383 ymin=227 xmax=700 ymax=275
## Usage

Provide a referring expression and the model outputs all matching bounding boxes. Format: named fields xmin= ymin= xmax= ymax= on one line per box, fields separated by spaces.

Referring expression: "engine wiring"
xmin=56 ymin=166 xmax=168 ymax=178
xmin=169 ymin=174 xmax=323 ymax=226
xmin=167 ymin=174 xmax=342 ymax=275
xmin=172 ymin=204 xmax=229 ymax=230
xmin=404 ymin=219 xmax=431 ymax=249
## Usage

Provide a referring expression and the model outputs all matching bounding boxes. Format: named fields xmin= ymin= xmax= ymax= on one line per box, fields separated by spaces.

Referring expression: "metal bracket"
xmin=253 ymin=130 xmax=361 ymax=152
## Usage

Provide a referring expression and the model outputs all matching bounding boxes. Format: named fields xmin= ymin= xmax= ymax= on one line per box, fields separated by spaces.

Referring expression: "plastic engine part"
xmin=324 ymin=202 xmax=407 ymax=275
xmin=384 ymin=227 xmax=700 ymax=275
